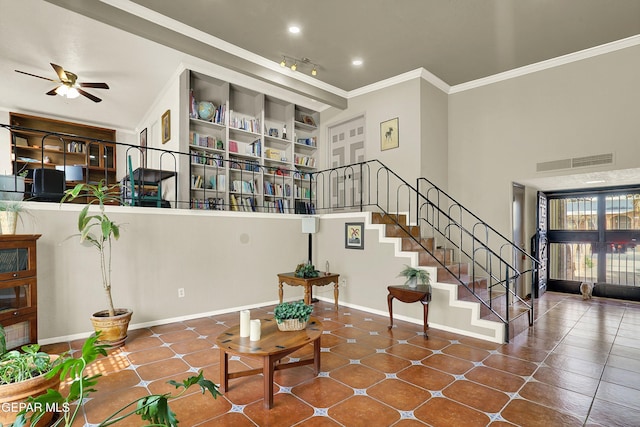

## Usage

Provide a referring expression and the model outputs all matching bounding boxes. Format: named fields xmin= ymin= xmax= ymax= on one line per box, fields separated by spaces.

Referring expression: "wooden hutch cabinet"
xmin=0 ymin=234 xmax=40 ymax=350
xmin=9 ymin=113 xmax=117 ymax=187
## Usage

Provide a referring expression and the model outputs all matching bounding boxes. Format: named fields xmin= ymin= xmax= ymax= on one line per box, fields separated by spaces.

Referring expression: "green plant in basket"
xmin=294 ymin=263 xmax=319 ymax=279
xmin=274 ymin=300 xmax=313 ymax=324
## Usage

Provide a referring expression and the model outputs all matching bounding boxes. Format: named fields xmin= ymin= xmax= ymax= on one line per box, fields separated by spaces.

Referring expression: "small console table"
xmin=387 ymin=284 xmax=432 ymax=337
xmin=278 ymin=272 xmax=340 ymax=310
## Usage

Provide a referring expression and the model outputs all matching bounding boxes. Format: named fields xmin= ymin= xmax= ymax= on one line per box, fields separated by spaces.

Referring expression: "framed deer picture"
xmin=380 ymin=117 xmax=399 ymax=151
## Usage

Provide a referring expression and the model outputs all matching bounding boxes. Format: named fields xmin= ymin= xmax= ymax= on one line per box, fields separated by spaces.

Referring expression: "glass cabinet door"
xmin=89 ymin=143 xmax=101 ymax=167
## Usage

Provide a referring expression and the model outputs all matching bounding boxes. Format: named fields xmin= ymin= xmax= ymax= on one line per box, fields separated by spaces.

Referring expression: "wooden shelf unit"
xmin=181 ymin=70 xmax=319 ymax=213
xmin=0 ymin=234 xmax=40 ymax=350
xmin=9 ymin=113 xmax=117 ymax=188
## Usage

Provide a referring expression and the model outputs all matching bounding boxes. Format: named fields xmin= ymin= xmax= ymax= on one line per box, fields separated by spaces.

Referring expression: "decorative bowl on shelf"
xmin=197 ymin=101 xmax=215 ymax=121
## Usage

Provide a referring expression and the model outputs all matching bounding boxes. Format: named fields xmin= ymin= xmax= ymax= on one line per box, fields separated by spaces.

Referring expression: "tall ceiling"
xmin=1 ymin=0 xmax=639 ymax=133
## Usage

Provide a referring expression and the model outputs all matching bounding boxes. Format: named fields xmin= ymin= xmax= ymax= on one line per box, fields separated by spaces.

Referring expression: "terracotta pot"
xmin=90 ymin=309 xmax=133 ymax=348
xmin=0 ymin=355 xmax=60 ymax=426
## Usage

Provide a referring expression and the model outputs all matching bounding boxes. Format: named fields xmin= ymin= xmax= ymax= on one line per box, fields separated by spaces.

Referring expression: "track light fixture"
xmin=278 ymin=55 xmax=319 ymax=77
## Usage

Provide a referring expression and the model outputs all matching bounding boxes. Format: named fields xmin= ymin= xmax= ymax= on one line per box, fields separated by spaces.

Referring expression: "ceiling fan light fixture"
xmin=280 ymin=57 xmax=286 ymax=67
xmin=311 ymin=67 xmax=317 ymax=76
xmin=290 ymin=62 xmax=297 ymax=71
xmin=55 ymin=85 xmax=68 ymax=96
xmin=66 ymin=87 xmax=80 ymax=99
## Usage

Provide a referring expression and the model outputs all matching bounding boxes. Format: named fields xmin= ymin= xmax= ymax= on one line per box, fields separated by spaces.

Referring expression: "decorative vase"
xmin=277 ymin=319 xmax=307 ymax=331
xmin=407 ymin=277 xmax=417 ymax=288
xmin=90 ymin=308 xmax=133 ymax=348
xmin=0 ymin=211 xmax=18 ymax=234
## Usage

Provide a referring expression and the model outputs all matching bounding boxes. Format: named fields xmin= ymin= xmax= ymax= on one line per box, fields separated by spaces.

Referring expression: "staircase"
xmin=371 ymin=212 xmax=532 ymax=341
xmin=312 ymin=160 xmax=538 ymax=343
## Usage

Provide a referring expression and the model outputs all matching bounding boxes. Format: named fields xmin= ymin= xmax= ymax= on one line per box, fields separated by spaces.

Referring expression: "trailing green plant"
xmin=15 ymin=333 xmax=221 ymax=427
xmin=398 ymin=265 xmax=430 ymax=286
xmin=60 ymin=181 xmax=123 ymax=317
xmin=0 ymin=344 xmax=54 ymax=386
xmin=294 ymin=263 xmax=319 ymax=279
xmin=274 ymin=300 xmax=314 ymax=324
xmin=0 ymin=325 xmax=55 ymax=386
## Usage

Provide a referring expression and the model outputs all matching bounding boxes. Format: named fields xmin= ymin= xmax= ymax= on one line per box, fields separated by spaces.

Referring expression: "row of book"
xmin=229 ymin=111 xmax=260 ymax=133
xmin=294 ymin=201 xmax=316 ymax=214
xmin=294 ymin=185 xmax=313 ymax=199
xmin=294 ymin=155 xmax=316 ymax=168
xmin=264 ymin=199 xmax=290 ymax=213
xmin=229 ymin=158 xmax=260 ymax=172
xmin=230 ymin=195 xmax=257 ymax=212
xmin=190 ymin=198 xmax=225 ymax=210
xmin=191 ymin=152 xmax=223 ymax=167
xmin=228 ymin=139 xmax=261 ymax=157
xmin=189 ymin=131 xmax=224 ymax=150
xmin=264 ymin=181 xmax=291 ymax=197
xmin=67 ymin=141 xmax=86 ymax=153
xmin=231 ymin=179 xmax=257 ymax=194
xmin=191 ymin=174 xmax=226 ymax=191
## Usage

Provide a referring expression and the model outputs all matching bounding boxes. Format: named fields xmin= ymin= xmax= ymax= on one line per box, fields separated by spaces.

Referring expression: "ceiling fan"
xmin=15 ymin=63 xmax=109 ymax=103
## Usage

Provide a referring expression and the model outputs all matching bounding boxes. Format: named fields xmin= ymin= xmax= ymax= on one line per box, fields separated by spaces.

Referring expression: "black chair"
xmin=30 ymin=168 xmax=65 ymax=202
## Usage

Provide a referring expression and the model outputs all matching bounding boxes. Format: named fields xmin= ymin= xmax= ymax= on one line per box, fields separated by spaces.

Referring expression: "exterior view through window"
xmin=545 ymin=190 xmax=640 ymax=300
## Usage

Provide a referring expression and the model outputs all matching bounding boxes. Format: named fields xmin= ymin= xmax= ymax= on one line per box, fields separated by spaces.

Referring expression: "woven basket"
xmin=277 ymin=318 xmax=307 ymax=331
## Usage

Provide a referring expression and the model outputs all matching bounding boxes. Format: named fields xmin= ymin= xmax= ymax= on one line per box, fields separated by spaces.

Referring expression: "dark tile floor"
xmin=42 ymin=292 xmax=640 ymax=426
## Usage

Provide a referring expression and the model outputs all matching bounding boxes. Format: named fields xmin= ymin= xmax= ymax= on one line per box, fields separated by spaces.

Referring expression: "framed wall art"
xmin=161 ymin=110 xmax=171 ymax=144
xmin=345 ymin=222 xmax=364 ymax=250
xmin=380 ymin=117 xmax=399 ymax=151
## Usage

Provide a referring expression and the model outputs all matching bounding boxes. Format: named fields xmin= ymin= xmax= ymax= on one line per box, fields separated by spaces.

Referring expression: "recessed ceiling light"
xmin=352 ymin=59 xmax=363 ymax=66
xmin=289 ymin=26 xmax=300 ymax=34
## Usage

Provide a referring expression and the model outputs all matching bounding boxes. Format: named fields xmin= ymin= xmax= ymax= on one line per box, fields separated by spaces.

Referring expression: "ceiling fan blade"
xmin=46 ymin=87 xmax=58 ymax=96
xmin=79 ymin=82 xmax=109 ymax=89
xmin=15 ymin=69 xmax=55 ymax=82
xmin=77 ymin=88 xmax=102 ymax=103
xmin=50 ymin=63 xmax=68 ymax=82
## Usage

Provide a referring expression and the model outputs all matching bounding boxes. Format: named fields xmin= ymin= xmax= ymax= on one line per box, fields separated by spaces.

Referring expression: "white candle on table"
xmin=250 ymin=319 xmax=261 ymax=341
xmin=240 ymin=310 xmax=250 ymax=337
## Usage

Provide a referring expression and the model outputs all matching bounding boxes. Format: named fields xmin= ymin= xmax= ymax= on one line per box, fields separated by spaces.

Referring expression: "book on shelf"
xmin=294 ymin=200 xmax=315 ymax=214
xmin=230 ymin=194 xmax=239 ymax=211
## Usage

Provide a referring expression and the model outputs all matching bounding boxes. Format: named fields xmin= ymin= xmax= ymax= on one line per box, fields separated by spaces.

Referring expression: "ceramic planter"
xmin=90 ymin=309 xmax=133 ymax=348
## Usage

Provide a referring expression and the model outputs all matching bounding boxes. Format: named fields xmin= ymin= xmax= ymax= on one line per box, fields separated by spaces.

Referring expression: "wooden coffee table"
xmin=216 ymin=317 xmax=323 ymax=409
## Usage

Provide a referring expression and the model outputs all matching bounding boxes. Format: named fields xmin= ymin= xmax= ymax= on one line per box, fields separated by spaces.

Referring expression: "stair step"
xmin=385 ymin=223 xmax=420 ymax=238
xmin=372 ymin=212 xmax=408 ymax=226
xmin=402 ymin=237 xmax=435 ymax=252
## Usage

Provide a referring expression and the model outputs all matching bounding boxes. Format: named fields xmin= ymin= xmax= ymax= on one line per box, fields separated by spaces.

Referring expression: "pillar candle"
xmin=250 ymin=319 xmax=261 ymax=341
xmin=240 ymin=310 xmax=250 ymax=337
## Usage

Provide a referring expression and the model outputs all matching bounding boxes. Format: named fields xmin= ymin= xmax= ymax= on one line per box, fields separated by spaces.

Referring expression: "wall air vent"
xmin=537 ymin=153 xmax=613 ymax=172
xmin=571 ymin=153 xmax=613 ymax=168
xmin=536 ymin=159 xmax=572 ymax=172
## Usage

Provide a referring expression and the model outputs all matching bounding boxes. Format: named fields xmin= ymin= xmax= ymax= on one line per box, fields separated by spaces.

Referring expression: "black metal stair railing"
xmin=311 ymin=160 xmax=539 ymax=342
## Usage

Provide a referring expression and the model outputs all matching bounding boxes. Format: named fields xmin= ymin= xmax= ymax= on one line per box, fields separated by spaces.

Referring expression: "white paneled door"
xmin=327 ymin=116 xmax=365 ymax=209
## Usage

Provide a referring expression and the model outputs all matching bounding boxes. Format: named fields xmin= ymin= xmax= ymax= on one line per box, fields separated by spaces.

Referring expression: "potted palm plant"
xmin=398 ymin=265 xmax=430 ymax=288
xmin=60 ymin=181 xmax=132 ymax=347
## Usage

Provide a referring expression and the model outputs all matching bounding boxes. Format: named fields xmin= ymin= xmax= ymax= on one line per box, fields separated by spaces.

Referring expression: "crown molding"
xmin=450 ymin=34 xmax=640 ymax=94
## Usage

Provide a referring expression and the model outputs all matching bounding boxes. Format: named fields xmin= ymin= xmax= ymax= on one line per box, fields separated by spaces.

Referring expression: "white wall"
xmin=321 ymin=79 xmax=423 ymax=180
xmin=448 ymin=44 xmax=640 ymax=245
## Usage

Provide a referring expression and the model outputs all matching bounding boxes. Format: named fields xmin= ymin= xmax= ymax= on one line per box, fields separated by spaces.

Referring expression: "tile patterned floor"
xmin=42 ymin=292 xmax=640 ymax=426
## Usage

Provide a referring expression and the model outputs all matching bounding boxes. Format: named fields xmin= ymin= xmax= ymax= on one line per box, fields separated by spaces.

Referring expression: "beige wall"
xmin=448 ymin=45 xmax=640 ymax=243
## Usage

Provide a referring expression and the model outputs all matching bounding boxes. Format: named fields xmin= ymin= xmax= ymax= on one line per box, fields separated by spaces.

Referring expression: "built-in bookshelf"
xmin=181 ymin=70 xmax=319 ymax=213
